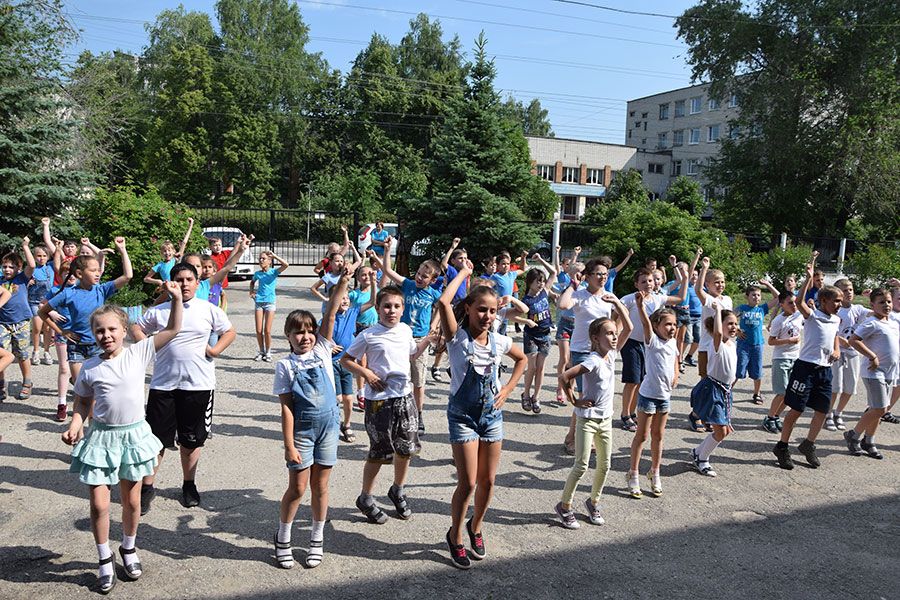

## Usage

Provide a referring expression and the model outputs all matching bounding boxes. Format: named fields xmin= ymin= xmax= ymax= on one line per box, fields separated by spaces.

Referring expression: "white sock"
xmin=58 ymin=397 xmax=67 ymax=406
xmin=696 ymin=434 xmax=721 ymax=462
xmin=121 ymin=534 xmax=139 ymax=568
xmin=277 ymin=521 xmax=292 ymax=544
xmin=310 ymin=519 xmax=325 ymax=542
xmin=97 ymin=543 xmax=113 ymax=577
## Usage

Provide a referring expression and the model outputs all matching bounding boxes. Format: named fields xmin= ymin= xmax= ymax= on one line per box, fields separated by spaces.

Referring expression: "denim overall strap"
xmin=460 ymin=329 xmax=498 ymax=401
xmin=289 ymin=354 xmax=337 ymax=415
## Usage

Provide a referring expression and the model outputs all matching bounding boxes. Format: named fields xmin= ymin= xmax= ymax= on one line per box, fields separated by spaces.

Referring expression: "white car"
xmin=357 ymin=223 xmax=399 ymax=257
xmin=201 ymin=226 xmax=255 ymax=279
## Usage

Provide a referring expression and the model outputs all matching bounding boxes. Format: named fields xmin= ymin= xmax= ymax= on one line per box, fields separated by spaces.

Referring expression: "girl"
xmin=61 ymin=283 xmax=183 ymax=594
xmin=689 ymin=302 xmax=739 ymax=477
xmin=44 ymin=258 xmax=77 ymax=421
xmin=691 ymin=255 xmax=733 ymax=432
xmin=272 ymin=271 xmax=351 ymax=569
xmin=553 ymin=260 xmax=583 ymax=410
xmin=555 ymin=298 xmax=633 ymax=530
xmin=843 ymin=288 xmax=899 ymax=459
xmin=627 ymin=297 xmax=678 ymax=498
xmin=27 ymin=242 xmax=54 ymax=366
xmin=311 ymin=247 xmax=363 ymax=311
xmin=520 ymin=254 xmax=557 ymax=414
xmin=438 ymin=265 xmax=526 ymax=569
xmin=349 ymin=263 xmax=378 ymax=410
xmin=249 ymin=250 xmax=290 ymax=362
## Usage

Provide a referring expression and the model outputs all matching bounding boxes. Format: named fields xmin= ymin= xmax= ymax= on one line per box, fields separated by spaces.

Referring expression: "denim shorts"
xmin=288 ymin=404 xmax=340 ymax=470
xmin=447 ymin=394 xmax=503 ymax=444
xmin=67 ymin=342 xmax=101 ymax=363
xmin=523 ymin=330 xmax=551 ymax=356
xmin=569 ymin=350 xmax=591 ymax=393
xmin=637 ymin=393 xmax=670 ymax=415
xmin=736 ymin=342 xmax=764 ymax=380
xmin=255 ymin=301 xmax=276 ymax=312
xmin=555 ymin=316 xmax=574 ymax=341
xmin=673 ymin=305 xmax=691 ymax=327
xmin=620 ymin=338 xmax=646 ymax=384
xmin=332 ymin=359 xmax=354 ymax=396
xmin=29 ymin=303 xmax=42 ymax=318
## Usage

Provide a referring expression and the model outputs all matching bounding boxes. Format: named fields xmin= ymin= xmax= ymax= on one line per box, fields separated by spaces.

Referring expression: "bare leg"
xmin=649 ymin=412 xmax=669 ymax=473
xmin=361 ymin=460 xmax=383 ymax=495
xmin=120 ymin=479 xmax=141 ymax=536
xmin=854 ymin=407 xmax=886 ymax=438
xmin=180 ymin=446 xmax=201 ymax=481
xmin=392 ymin=455 xmax=410 ymax=488
xmin=254 ymin=309 xmax=264 ymax=352
xmin=263 ymin=310 xmax=274 ymax=353
xmin=622 ymin=382 xmax=639 ymax=417
xmin=532 ymin=353 xmax=548 ymax=403
xmin=89 ymin=485 xmax=111 ymax=544
xmin=470 ymin=440 xmax=502 ymax=534
xmin=449 ymin=441 xmax=479 ymax=545
xmin=779 ymin=409 xmax=803 ymax=443
xmin=309 ymin=465 xmax=333 ymax=522
xmin=279 ymin=468 xmax=311 ymax=523
xmin=523 ymin=353 xmax=537 ymax=398
xmin=629 ymin=411 xmax=651 ymax=473
xmin=806 ymin=410 xmax=827 ymax=442
xmin=555 ymin=339 xmax=570 ymax=399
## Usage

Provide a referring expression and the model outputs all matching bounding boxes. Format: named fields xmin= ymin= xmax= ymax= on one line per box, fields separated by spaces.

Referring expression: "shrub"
xmin=846 ymin=244 xmax=900 ymax=289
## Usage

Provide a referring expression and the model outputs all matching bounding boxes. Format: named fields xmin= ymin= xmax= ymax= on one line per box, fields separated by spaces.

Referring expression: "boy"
xmin=827 ymin=279 xmax=869 ymax=431
xmin=432 ymin=238 xmax=469 ymax=382
xmin=371 ymin=238 xmax=442 ymax=436
xmin=804 ymin=268 xmax=825 ymax=307
xmin=341 ymin=286 xmax=433 ymax=523
xmin=41 ymin=216 xmax=78 ymax=286
xmin=143 ymin=217 xmax=194 ymax=287
xmin=773 ymin=256 xmax=842 ymax=470
xmin=0 ymin=238 xmax=36 ymax=400
xmin=735 ymin=280 xmax=780 ymax=404
xmin=763 ymin=291 xmax=803 ymax=433
xmin=883 ymin=285 xmax=900 ymax=424
xmin=489 ymin=251 xmax=521 ymax=335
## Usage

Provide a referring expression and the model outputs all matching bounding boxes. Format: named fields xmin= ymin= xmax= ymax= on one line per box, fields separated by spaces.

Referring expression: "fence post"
xmin=837 ymin=238 xmax=847 ymax=274
xmin=780 ymin=232 xmax=787 ymax=250
xmin=552 ymin=211 xmax=561 ymax=258
xmin=353 ymin=212 xmax=360 ymax=249
xmin=268 ymin=209 xmax=276 ymax=251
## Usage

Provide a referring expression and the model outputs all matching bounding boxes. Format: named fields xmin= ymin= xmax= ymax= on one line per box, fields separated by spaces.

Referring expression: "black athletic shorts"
xmin=146 ymin=389 xmax=215 ymax=450
xmin=784 ymin=360 xmax=832 ymax=414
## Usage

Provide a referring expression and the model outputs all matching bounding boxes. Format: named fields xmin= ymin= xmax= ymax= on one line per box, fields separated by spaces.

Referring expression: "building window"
xmin=689 ymin=128 xmax=701 ymax=144
xmin=628 ymin=129 xmax=632 ymax=139
xmin=729 ymin=93 xmax=738 ymax=108
xmin=690 ymin=96 xmax=702 ymax=114
xmin=562 ymin=196 xmax=578 ymax=219
xmin=672 ymin=130 xmax=684 ymax=146
xmin=629 ymin=110 xmax=635 ymax=117
xmin=585 ymin=197 xmax=600 ymax=210
xmin=648 ymin=163 xmax=664 ymax=174
xmin=641 ymin=138 xmax=647 ymax=145
xmin=657 ymin=132 xmax=668 ymax=149
xmin=634 ymin=121 xmax=641 ymax=128
xmin=672 ymin=160 xmax=682 ymax=176
xmin=728 ymin=124 xmax=740 ymax=139
xmin=562 ymin=166 xmax=579 ymax=183
xmin=643 ymin=122 xmax=648 ymax=131
xmin=708 ymin=98 xmax=720 ymax=110
xmin=585 ymin=168 xmax=603 ymax=185
xmin=659 ymin=103 xmax=669 ymax=120
xmin=708 ymin=124 xmax=720 ymax=142
xmin=674 ymin=100 xmax=685 ymax=118
xmin=641 ymin=112 xmax=648 ymax=119
xmin=536 ymin=164 xmax=554 ymax=181
xmin=686 ymin=159 xmax=700 ymax=175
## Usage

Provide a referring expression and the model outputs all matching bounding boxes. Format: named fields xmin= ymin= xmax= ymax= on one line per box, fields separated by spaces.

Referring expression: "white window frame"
xmin=674 ymin=100 xmax=685 ymax=118
xmin=671 ymin=160 xmax=682 ymax=176
xmin=562 ymin=166 xmax=579 ymax=183
xmin=708 ymin=98 xmax=720 ymax=110
xmin=729 ymin=93 xmax=739 ymax=108
xmin=708 ymin=124 xmax=720 ymax=142
xmin=686 ymin=159 xmax=700 ymax=175
xmin=561 ymin=195 xmax=579 ymax=218
xmin=659 ymin=103 xmax=669 ymax=120
xmin=689 ymin=128 xmax=701 ymax=145
xmin=657 ymin=132 xmax=668 ymax=149
xmin=690 ymin=96 xmax=702 ymax=114
xmin=536 ymin=164 xmax=554 ymax=181
xmin=672 ymin=130 xmax=684 ymax=146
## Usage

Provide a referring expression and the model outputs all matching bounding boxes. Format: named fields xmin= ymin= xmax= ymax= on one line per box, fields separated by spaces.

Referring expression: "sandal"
xmin=688 ymin=412 xmax=705 ymax=433
xmin=18 ymin=380 xmax=32 ymax=400
xmin=274 ymin=534 xmax=294 ymax=569
xmin=355 ymin=393 xmax=365 ymax=412
xmin=340 ymin=423 xmax=356 ymax=443
xmin=118 ymin=546 xmax=142 ymax=580
xmin=752 ymin=394 xmax=764 ymax=405
xmin=305 ymin=539 xmax=324 ymax=568
xmin=704 ymin=423 xmax=714 ymax=433
xmin=97 ymin=554 xmax=117 ymax=594
xmin=387 ymin=485 xmax=412 ymax=520
xmin=355 ymin=495 xmax=388 ymax=524
xmin=620 ymin=414 xmax=636 ymax=432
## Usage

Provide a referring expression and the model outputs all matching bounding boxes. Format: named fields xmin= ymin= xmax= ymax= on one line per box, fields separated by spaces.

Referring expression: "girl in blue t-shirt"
xmin=520 ymin=254 xmax=558 ymax=415
xmin=349 ymin=264 xmax=378 ymax=410
xmin=250 ymin=250 xmax=290 ymax=362
xmin=27 ymin=242 xmax=55 ymax=366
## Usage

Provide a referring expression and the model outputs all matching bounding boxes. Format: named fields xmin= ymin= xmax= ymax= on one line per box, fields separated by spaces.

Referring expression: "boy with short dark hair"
xmin=0 ymin=239 xmax=36 ymax=400
xmin=735 ymin=280 xmax=780 ymax=404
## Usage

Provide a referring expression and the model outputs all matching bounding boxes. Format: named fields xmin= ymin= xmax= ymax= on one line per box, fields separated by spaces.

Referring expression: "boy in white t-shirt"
xmin=763 ymin=291 xmax=803 ymax=433
xmin=826 ymin=279 xmax=870 ymax=431
xmin=341 ymin=286 xmax=433 ymax=524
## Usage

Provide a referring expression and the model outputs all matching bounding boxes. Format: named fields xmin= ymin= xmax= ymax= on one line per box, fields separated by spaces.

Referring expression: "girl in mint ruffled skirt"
xmin=62 ymin=284 xmax=183 ymax=594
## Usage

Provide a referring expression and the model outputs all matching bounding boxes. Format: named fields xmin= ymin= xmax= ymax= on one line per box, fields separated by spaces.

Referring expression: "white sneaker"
xmin=824 ymin=413 xmax=837 ymax=431
xmin=41 ymin=352 xmax=53 ymax=365
xmin=30 ymin=354 xmax=40 ymax=366
xmin=253 ymin=352 xmax=264 ymax=362
xmin=262 ymin=352 xmax=273 ymax=362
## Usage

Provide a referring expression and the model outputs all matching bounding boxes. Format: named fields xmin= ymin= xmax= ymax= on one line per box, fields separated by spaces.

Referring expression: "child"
xmin=689 ymin=301 xmax=739 ymax=477
xmin=41 ymin=238 xmax=133 ymax=388
xmin=432 ymin=238 xmax=470 ymax=383
xmin=682 ymin=268 xmax=703 ymax=367
xmin=627 ymin=297 xmax=679 ymax=497
xmin=311 ymin=246 xmax=362 ymax=311
xmin=735 ymin=280 xmax=780 ymax=404
xmin=45 ymin=259 xmax=78 ymax=421
xmin=271 ymin=272 xmax=352 ymax=569
xmin=489 ymin=251 xmax=522 ymax=335
xmin=554 ymin=245 xmax=581 ymax=290
xmin=0 ymin=238 xmax=37 ymax=400
xmin=618 ymin=266 xmax=687 ymax=432
xmin=250 ymin=250 xmax=290 ymax=362
xmin=206 ymin=234 xmax=232 ymax=288
xmin=826 ymin=279 xmax=868 ymax=431
xmin=41 ymin=216 xmax=78 ymax=285
xmin=784 ymin=274 xmax=798 ymax=297
xmin=842 ymin=288 xmax=899 ymax=459
xmin=602 ymin=248 xmax=634 ymax=293
xmin=340 ymin=286 xmax=433 ymax=525
xmin=312 ymin=226 xmax=351 ymax=277
xmin=142 ymin=223 xmax=193 ymax=288
xmin=61 ymin=284 xmax=183 ymax=593
xmin=27 ymin=241 xmax=54 ymax=366
xmin=0 ymin=287 xmax=13 ymax=398
xmin=805 ymin=268 xmax=825 ymax=306
xmin=350 ymin=263 xmax=378 ymax=409
xmin=691 ymin=254 xmax=733 ymax=431
xmin=883 ymin=285 xmax=900 ymax=424
xmin=762 ymin=291 xmax=803 ymax=433
xmin=552 ymin=260 xmax=583 ymax=408
xmin=772 ymin=258 xmax=842 ymax=470
xmin=438 ymin=265 xmax=526 ymax=568
xmin=181 ymin=236 xmax=250 ymax=303
xmin=370 ymin=221 xmax=390 ymax=257
xmin=200 ymin=256 xmax=226 ymax=312
xmin=520 ymin=254 xmax=558 ymax=414
xmin=555 ymin=306 xmax=633 ymax=530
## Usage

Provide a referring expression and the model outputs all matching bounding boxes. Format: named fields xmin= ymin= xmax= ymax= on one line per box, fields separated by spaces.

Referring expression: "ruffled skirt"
xmin=70 ymin=420 xmax=163 ymax=485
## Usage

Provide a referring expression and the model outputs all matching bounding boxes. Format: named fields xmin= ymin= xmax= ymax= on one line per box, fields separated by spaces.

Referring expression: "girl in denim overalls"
xmin=272 ymin=272 xmax=349 ymax=570
xmin=438 ymin=262 xmax=526 ymax=570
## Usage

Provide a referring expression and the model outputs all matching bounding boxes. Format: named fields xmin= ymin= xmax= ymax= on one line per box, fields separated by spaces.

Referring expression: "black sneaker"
xmin=446 ymin=529 xmax=471 ymax=569
xmin=417 ymin=416 xmax=425 ymax=437
xmin=860 ymin=441 xmax=884 ymax=460
xmin=797 ymin=439 xmax=820 ymax=468
xmin=140 ymin=484 xmax=155 ymax=516
xmin=465 ymin=518 xmax=486 ymax=560
xmin=430 ymin=366 xmax=446 ymax=383
xmin=762 ymin=416 xmax=779 ymax=434
xmin=182 ymin=481 xmax=201 ymax=507
xmin=773 ymin=443 xmax=794 ymax=470
xmin=683 ymin=355 xmax=696 ymax=367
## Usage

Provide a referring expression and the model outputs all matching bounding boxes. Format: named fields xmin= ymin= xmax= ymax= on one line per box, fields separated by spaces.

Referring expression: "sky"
xmin=61 ymin=0 xmax=700 ymax=144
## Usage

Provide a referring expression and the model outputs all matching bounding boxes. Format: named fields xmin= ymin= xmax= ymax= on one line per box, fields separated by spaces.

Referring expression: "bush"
xmin=846 ymin=244 xmax=900 ymax=289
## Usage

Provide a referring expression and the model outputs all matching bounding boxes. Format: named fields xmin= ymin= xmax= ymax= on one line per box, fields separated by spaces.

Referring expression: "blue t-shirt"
xmin=47 ymin=281 xmax=117 ymax=344
xmin=736 ymin=303 xmax=770 ymax=346
xmin=446 ymin=265 xmax=468 ymax=303
xmin=196 ymin=279 xmax=210 ymax=301
xmin=401 ymin=278 xmax=442 ymax=337
xmin=557 ymin=271 xmax=571 ymax=288
xmin=490 ymin=271 xmax=518 ymax=297
xmin=370 ymin=229 xmax=389 ymax=256
xmin=29 ymin=264 xmax=55 ymax=304
xmin=152 ymin=258 xmax=177 ymax=282
xmin=349 ymin=287 xmax=377 ymax=327
xmin=665 ymin=280 xmax=691 ymax=308
xmin=0 ymin=272 xmax=33 ymax=324
xmin=46 ymin=283 xmax=75 ymax=323
xmin=687 ymin=286 xmax=702 ymax=317
xmin=523 ymin=290 xmax=552 ymax=335
xmin=253 ymin=268 xmax=279 ymax=303
xmin=605 ymin=267 xmax=618 ymax=292
xmin=332 ymin=305 xmax=361 ymax=360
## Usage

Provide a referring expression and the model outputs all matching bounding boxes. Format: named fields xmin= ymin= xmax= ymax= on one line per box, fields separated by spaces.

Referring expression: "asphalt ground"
xmin=1 ymin=275 xmax=898 ymax=600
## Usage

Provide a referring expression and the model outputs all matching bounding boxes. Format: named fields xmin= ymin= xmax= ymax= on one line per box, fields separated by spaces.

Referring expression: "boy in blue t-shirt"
xmin=0 ymin=237 xmax=37 ymax=400
xmin=490 ymin=251 xmax=521 ymax=334
xmin=736 ymin=280 xmax=780 ymax=403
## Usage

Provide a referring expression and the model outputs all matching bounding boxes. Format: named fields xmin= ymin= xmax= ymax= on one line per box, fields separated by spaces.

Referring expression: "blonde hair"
xmin=90 ymin=304 xmax=128 ymax=332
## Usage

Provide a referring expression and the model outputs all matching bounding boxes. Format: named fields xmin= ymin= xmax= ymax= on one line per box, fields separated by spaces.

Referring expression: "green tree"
xmin=665 ymin=175 xmax=705 ymax=216
xmin=605 ymin=169 xmax=649 ymax=203
xmin=500 ymin=96 xmax=554 ymax=137
xmin=676 ymin=0 xmax=900 ymax=239
xmin=0 ymin=1 xmax=92 ymax=249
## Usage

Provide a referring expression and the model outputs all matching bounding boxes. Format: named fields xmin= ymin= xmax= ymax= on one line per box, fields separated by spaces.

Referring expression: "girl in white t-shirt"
xmin=843 ymin=288 xmax=900 ymax=460
xmin=555 ymin=304 xmax=633 ymax=530
xmin=627 ymin=297 xmax=678 ymax=498
xmin=61 ymin=284 xmax=183 ymax=594
xmin=438 ymin=263 xmax=526 ymax=570
xmin=688 ymin=301 xmax=738 ymax=477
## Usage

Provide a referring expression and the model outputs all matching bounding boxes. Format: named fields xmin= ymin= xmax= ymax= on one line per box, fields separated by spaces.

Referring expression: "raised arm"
xmin=689 ymin=247 xmax=702 ymax=276
xmin=695 ymin=256 xmax=710 ymax=304
xmin=712 ymin=301 xmax=724 ymax=352
xmin=112 ymin=237 xmax=133 ymax=289
xmin=81 ymin=237 xmax=102 ymax=257
xmin=531 ymin=254 xmax=557 ymax=292
xmin=271 ymin=250 xmax=290 ymax=274
xmin=177 ymin=217 xmax=195 ymax=258
xmin=604 ymin=293 xmax=633 ymax=343
xmin=440 ymin=238 xmax=460 ymax=271
xmin=796 ymin=261 xmax=815 ymax=319
xmin=41 ymin=217 xmax=55 ymax=250
xmin=665 ymin=264 xmax=689 ymax=305
xmin=437 ymin=260 xmax=471 ymax=341
xmin=320 ymin=271 xmax=351 ymax=343
xmin=21 ymin=237 xmax=35 ymax=279
xmin=143 ymin=265 xmax=164 ymax=287
xmin=379 ymin=237 xmax=406 ymax=285
xmin=339 ymin=224 xmax=350 ymax=256
xmin=519 ymin=250 xmax=529 ymax=272
xmin=760 ymin=278 xmax=780 ymax=309
xmin=612 ymin=248 xmax=634 ymax=273
xmin=557 ymin=275 xmax=580 ymax=310
xmin=52 ymin=239 xmax=64 ymax=273
xmin=635 ymin=293 xmax=652 ymax=344
xmin=210 ymin=234 xmax=252 ymax=287
xmin=152 ymin=282 xmax=184 ymax=350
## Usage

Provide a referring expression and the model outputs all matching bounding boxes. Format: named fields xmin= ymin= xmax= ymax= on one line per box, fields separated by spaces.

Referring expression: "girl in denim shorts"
xmin=438 ymin=263 xmax=526 ymax=570
xmin=250 ymin=250 xmax=289 ymax=362
xmin=520 ymin=254 xmax=559 ymax=415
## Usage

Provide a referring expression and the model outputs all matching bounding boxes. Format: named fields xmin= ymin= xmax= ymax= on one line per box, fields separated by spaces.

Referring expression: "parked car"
xmin=201 ymin=226 xmax=255 ymax=279
xmin=357 ymin=223 xmax=399 ymax=257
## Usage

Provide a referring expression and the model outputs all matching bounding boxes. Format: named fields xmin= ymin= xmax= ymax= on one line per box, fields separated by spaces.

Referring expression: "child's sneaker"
xmin=843 ymin=430 xmax=862 ymax=456
xmin=430 ymin=366 xmax=445 ymax=383
xmin=55 ymin=404 xmax=67 ymax=422
xmin=42 ymin=352 xmax=53 ymax=365
xmin=445 ymin=529 xmax=471 ymax=569
xmin=775 ymin=416 xmax=784 ymax=431
xmin=554 ymin=502 xmax=580 ymax=529
xmin=583 ymin=498 xmax=605 ymax=525
xmin=262 ymin=352 xmax=273 ymax=362
xmin=797 ymin=439 xmax=820 ymax=468
xmin=824 ymin=413 xmax=836 ymax=431
xmin=626 ymin=472 xmax=642 ymax=498
xmin=860 ymin=441 xmax=883 ymax=460
xmin=773 ymin=442 xmax=794 ymax=470
xmin=683 ymin=355 xmax=697 ymax=367
xmin=520 ymin=393 xmax=532 ymax=412
xmin=762 ymin=416 xmax=779 ymax=434
xmin=30 ymin=354 xmax=41 ymax=366
xmin=252 ymin=352 xmax=264 ymax=362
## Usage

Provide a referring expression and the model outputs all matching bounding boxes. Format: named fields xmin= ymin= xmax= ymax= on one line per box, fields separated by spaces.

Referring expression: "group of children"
xmin=4 ymin=218 xmax=899 ymax=590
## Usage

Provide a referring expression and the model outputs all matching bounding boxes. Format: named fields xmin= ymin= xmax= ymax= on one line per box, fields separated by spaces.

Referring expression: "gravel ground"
xmin=1 ymin=276 xmax=898 ymax=600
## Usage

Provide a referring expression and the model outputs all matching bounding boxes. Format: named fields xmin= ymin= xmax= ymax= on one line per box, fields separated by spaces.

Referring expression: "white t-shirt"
xmin=853 ymin=317 xmax=900 ymax=383
xmin=836 ymin=304 xmax=869 ymax=357
xmin=639 ymin=334 xmax=678 ymax=400
xmin=569 ymin=288 xmax=615 ymax=353
xmin=345 ymin=322 xmax=417 ymax=399
xmin=136 ymin=298 xmax=232 ymax=391
xmin=699 ymin=294 xmax=733 ymax=352
xmin=272 ymin=336 xmax=336 ymax=395
xmin=620 ymin=293 xmax=665 ymax=343
xmin=797 ymin=309 xmax=840 ymax=367
xmin=769 ymin=311 xmax=803 ymax=360
xmin=447 ymin=328 xmax=513 ymax=396
xmin=74 ymin=338 xmax=156 ymax=425
xmin=492 ymin=306 xmax=515 ymax=332
xmin=574 ymin=350 xmax=616 ymax=420
xmin=707 ymin=339 xmax=738 ymax=384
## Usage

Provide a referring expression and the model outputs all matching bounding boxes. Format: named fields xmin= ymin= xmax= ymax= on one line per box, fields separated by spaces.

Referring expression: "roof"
xmin=626 ymin=81 xmax=711 ymax=104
